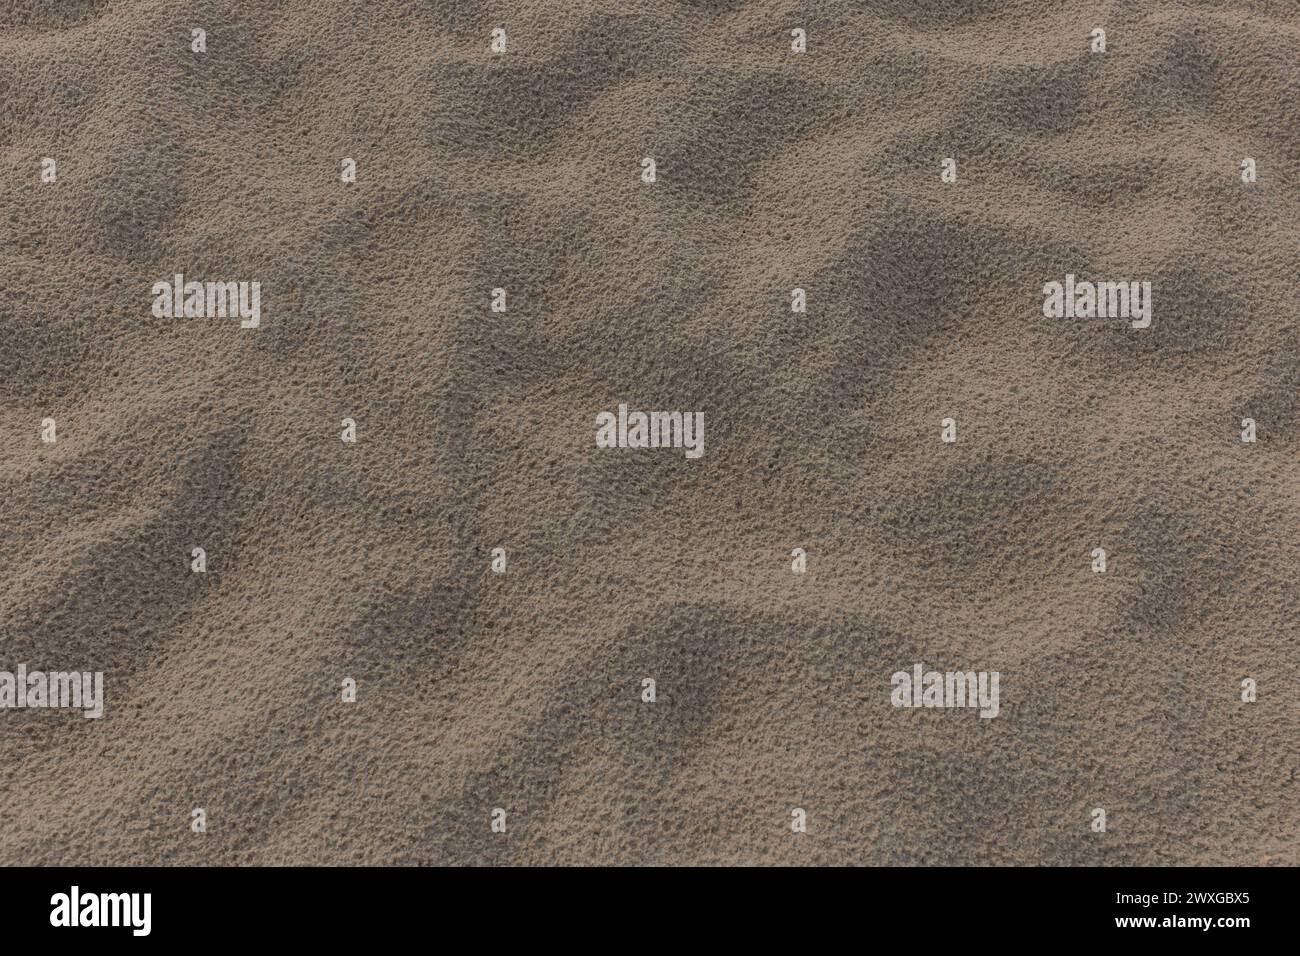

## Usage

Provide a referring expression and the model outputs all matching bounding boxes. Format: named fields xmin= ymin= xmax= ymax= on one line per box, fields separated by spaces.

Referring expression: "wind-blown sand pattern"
xmin=0 ymin=0 xmax=1296 ymax=865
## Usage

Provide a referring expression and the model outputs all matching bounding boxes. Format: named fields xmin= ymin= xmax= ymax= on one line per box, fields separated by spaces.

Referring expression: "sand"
xmin=0 ymin=0 xmax=1296 ymax=865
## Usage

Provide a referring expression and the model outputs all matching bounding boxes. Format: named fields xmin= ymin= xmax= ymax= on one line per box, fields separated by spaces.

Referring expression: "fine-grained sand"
xmin=0 ymin=0 xmax=1296 ymax=865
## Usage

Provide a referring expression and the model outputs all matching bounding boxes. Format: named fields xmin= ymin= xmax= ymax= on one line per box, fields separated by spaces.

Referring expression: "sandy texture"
xmin=0 ymin=0 xmax=1296 ymax=866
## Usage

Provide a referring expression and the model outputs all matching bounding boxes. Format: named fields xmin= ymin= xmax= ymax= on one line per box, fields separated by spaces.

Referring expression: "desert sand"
xmin=0 ymin=0 xmax=1296 ymax=865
